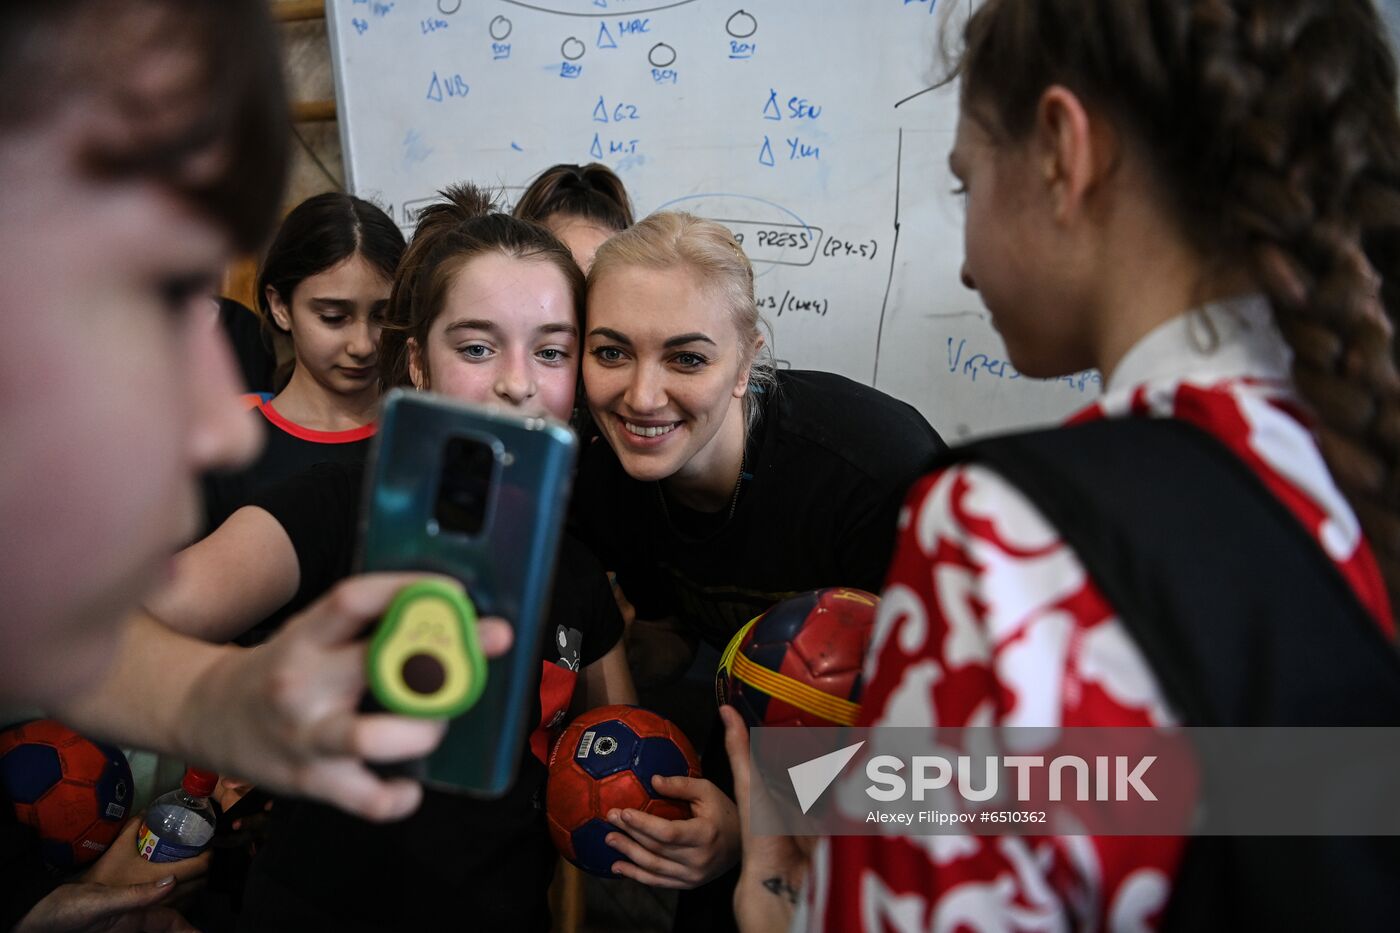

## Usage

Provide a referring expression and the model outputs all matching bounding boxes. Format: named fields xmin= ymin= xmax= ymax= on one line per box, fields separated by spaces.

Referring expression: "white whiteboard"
xmin=326 ymin=0 xmax=1102 ymax=442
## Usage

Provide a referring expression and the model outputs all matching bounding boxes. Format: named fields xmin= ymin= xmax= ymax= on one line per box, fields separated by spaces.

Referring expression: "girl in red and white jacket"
xmin=725 ymin=1 xmax=1400 ymax=930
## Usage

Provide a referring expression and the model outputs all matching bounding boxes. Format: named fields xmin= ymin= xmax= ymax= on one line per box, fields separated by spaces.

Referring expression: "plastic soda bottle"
xmin=136 ymin=767 xmax=217 ymax=862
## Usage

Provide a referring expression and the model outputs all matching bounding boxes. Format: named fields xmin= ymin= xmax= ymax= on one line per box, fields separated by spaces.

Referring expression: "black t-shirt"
xmin=218 ymin=297 xmax=277 ymax=395
xmin=200 ymin=402 xmax=374 ymax=540
xmin=571 ymin=369 xmax=946 ymax=649
xmin=0 ymin=805 xmax=60 ymax=933
xmin=237 ymin=462 xmax=623 ymax=931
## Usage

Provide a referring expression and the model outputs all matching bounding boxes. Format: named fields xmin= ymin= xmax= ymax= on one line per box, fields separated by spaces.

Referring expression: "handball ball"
xmin=546 ymin=705 xmax=700 ymax=877
xmin=0 ymin=719 xmax=134 ymax=868
xmin=716 ymin=587 xmax=879 ymax=728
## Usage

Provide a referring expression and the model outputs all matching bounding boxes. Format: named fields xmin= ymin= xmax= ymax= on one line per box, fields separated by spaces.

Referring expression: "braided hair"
xmin=957 ymin=0 xmax=1400 ymax=607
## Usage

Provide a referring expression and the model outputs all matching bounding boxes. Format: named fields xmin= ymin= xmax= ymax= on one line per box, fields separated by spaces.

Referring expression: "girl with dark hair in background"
xmin=202 ymin=192 xmax=406 ymax=535
xmin=726 ymin=1 xmax=1400 ymax=930
xmin=514 ymin=162 xmax=634 ymax=272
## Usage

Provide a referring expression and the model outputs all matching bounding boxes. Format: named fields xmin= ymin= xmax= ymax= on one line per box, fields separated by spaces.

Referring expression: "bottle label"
xmin=136 ymin=821 xmax=206 ymax=863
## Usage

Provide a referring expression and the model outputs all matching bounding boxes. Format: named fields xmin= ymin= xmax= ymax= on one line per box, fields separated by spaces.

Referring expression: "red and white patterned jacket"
xmin=802 ymin=296 xmax=1394 ymax=931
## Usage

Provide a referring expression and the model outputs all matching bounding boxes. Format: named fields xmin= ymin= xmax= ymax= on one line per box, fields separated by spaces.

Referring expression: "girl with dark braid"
xmin=723 ymin=0 xmax=1400 ymax=930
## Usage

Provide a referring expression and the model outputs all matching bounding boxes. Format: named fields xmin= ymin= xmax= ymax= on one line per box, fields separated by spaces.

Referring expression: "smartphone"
xmin=356 ymin=388 xmax=577 ymax=796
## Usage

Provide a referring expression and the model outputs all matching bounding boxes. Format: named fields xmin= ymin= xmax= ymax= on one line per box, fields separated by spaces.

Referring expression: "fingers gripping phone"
xmin=357 ymin=389 xmax=577 ymax=796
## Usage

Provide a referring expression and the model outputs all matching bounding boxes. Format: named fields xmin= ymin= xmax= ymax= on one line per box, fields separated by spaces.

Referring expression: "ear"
xmin=733 ymin=334 xmax=765 ymax=399
xmin=264 ymin=285 xmax=293 ymax=333
xmin=1033 ymin=85 xmax=1111 ymax=223
xmin=407 ymin=337 xmax=428 ymax=390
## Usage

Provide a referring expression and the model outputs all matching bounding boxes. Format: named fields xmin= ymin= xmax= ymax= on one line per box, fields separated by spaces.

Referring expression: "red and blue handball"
xmin=716 ymin=587 xmax=880 ymax=727
xmin=546 ymin=705 xmax=700 ymax=877
xmin=0 ymin=719 xmax=134 ymax=868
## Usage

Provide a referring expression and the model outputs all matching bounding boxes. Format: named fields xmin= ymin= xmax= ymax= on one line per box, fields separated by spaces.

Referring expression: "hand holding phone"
xmin=357 ymin=390 xmax=577 ymax=796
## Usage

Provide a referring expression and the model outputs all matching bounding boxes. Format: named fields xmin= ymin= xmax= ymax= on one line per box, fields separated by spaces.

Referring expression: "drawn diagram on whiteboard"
xmin=498 ymin=0 xmax=698 ymax=16
xmin=648 ymin=43 xmax=677 ymax=67
xmin=325 ymin=0 xmax=1100 ymax=438
xmin=757 ymin=137 xmax=775 ymax=167
xmin=726 ymin=10 xmax=757 ymax=38
xmin=655 ymin=193 xmax=823 ymax=270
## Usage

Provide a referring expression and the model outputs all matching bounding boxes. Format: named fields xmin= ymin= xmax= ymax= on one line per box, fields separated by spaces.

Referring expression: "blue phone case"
xmin=356 ymin=389 xmax=578 ymax=796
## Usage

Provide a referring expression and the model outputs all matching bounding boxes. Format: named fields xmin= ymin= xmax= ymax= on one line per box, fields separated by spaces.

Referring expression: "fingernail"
xmin=611 ymin=864 xmax=622 ymax=875
xmin=156 ymin=875 xmax=176 ymax=888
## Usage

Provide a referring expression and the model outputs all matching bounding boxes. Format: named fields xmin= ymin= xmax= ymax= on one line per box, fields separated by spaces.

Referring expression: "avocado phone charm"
xmin=368 ymin=580 xmax=487 ymax=718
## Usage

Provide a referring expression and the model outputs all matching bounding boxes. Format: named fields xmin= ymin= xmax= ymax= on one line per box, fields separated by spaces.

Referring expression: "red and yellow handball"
xmin=715 ymin=587 xmax=879 ymax=727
